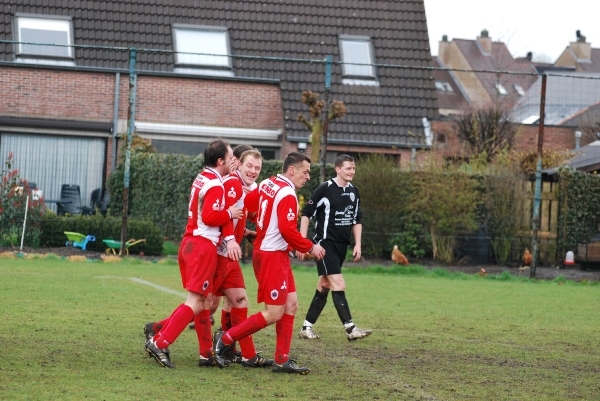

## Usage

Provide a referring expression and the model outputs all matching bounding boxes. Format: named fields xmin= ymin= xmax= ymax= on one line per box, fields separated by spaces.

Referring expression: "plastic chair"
xmin=57 ymin=184 xmax=82 ymax=215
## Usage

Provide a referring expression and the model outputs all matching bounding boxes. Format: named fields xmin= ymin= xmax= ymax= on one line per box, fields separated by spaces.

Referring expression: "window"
xmin=15 ymin=14 xmax=73 ymax=59
xmin=339 ymin=35 xmax=377 ymax=83
xmin=436 ymin=81 xmax=454 ymax=92
xmin=495 ymin=83 xmax=507 ymax=95
xmin=514 ymin=84 xmax=525 ymax=96
xmin=173 ymin=25 xmax=233 ymax=76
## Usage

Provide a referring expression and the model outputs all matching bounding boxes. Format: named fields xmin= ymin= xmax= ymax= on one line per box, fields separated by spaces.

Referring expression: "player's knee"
xmin=235 ymin=295 xmax=248 ymax=308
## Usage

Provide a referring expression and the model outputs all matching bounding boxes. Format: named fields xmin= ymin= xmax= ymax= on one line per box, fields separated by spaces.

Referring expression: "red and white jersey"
xmin=217 ymin=171 xmax=257 ymax=257
xmin=245 ymin=175 xmax=313 ymax=253
xmin=184 ymin=167 xmax=233 ymax=245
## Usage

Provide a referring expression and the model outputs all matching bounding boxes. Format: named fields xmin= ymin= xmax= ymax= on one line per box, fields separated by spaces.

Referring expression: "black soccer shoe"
xmin=214 ymin=333 xmax=232 ymax=358
xmin=241 ymin=354 xmax=274 ymax=368
xmin=198 ymin=355 xmax=230 ymax=368
xmin=144 ymin=322 xmax=157 ymax=342
xmin=145 ymin=339 xmax=174 ymax=368
xmin=271 ymin=359 xmax=310 ymax=375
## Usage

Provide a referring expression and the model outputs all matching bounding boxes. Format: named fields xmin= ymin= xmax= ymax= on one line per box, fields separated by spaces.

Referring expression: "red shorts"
xmin=214 ymin=255 xmax=246 ymax=296
xmin=252 ymin=249 xmax=296 ymax=305
xmin=178 ymin=235 xmax=217 ymax=297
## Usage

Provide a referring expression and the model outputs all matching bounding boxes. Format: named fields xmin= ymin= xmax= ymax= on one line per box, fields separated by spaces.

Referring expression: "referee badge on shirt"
xmin=287 ymin=208 xmax=295 ymax=221
xmin=350 ymin=193 xmax=355 ymax=202
xmin=270 ymin=289 xmax=279 ymax=300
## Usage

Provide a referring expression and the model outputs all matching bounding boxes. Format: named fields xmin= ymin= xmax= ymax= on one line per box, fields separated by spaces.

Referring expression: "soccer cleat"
xmin=198 ymin=356 xmax=216 ymax=367
xmin=214 ymin=333 xmax=232 ymax=358
xmin=145 ymin=339 xmax=174 ymax=368
xmin=346 ymin=326 xmax=373 ymax=342
xmin=298 ymin=326 xmax=320 ymax=339
xmin=241 ymin=354 xmax=274 ymax=368
xmin=188 ymin=323 xmax=195 ymax=330
xmin=144 ymin=322 xmax=156 ymax=342
xmin=271 ymin=359 xmax=310 ymax=375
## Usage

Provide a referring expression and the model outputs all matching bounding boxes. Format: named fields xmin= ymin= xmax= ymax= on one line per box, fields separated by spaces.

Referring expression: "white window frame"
xmin=14 ymin=14 xmax=74 ymax=60
xmin=339 ymin=35 xmax=377 ymax=83
xmin=172 ymin=24 xmax=233 ymax=76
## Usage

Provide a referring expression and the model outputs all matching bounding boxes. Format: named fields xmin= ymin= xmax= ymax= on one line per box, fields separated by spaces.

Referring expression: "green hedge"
xmin=107 ymin=153 xmax=336 ymax=240
xmin=40 ymin=214 xmax=163 ymax=256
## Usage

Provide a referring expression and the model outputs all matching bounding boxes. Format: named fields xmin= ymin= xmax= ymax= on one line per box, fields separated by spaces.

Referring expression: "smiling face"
xmin=335 ymin=161 xmax=356 ymax=184
xmin=238 ymin=154 xmax=263 ymax=186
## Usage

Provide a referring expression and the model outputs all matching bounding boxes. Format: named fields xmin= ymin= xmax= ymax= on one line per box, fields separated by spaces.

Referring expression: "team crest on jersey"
xmin=350 ymin=193 xmax=355 ymax=202
xmin=228 ymin=186 xmax=237 ymax=198
xmin=307 ymin=199 xmax=313 ymax=204
xmin=287 ymin=208 xmax=295 ymax=221
xmin=270 ymin=289 xmax=279 ymax=300
xmin=203 ymin=280 xmax=209 ymax=290
xmin=212 ymin=199 xmax=221 ymax=210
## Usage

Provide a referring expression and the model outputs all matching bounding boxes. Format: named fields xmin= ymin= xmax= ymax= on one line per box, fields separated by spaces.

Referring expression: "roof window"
xmin=340 ymin=35 xmax=377 ymax=84
xmin=14 ymin=14 xmax=74 ymax=64
xmin=173 ymin=25 xmax=233 ymax=76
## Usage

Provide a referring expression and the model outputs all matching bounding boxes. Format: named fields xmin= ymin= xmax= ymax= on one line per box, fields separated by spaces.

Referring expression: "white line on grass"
xmin=129 ymin=277 xmax=186 ymax=297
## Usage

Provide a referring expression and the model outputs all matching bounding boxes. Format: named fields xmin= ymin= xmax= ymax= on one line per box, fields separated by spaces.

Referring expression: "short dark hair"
xmin=204 ymin=138 xmax=230 ymax=167
xmin=283 ymin=152 xmax=311 ymax=172
xmin=335 ymin=154 xmax=354 ymax=168
xmin=233 ymin=144 xmax=254 ymax=160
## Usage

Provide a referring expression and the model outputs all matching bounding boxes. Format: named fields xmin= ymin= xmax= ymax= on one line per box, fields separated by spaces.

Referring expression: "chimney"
xmin=438 ymin=34 xmax=450 ymax=65
xmin=570 ymin=30 xmax=591 ymax=60
xmin=526 ymin=52 xmax=533 ymax=61
xmin=477 ymin=29 xmax=492 ymax=55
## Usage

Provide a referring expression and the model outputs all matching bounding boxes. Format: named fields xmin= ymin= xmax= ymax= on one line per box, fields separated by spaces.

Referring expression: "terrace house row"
xmin=0 ymin=0 xmax=437 ymax=205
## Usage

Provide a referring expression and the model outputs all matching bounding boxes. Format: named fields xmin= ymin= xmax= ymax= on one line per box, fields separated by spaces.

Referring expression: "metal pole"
xmin=531 ymin=74 xmax=547 ymax=278
xmin=20 ymin=195 xmax=29 ymax=251
xmin=111 ymin=72 xmax=121 ymax=173
xmin=319 ymin=55 xmax=332 ymax=184
xmin=121 ymin=48 xmax=137 ymax=256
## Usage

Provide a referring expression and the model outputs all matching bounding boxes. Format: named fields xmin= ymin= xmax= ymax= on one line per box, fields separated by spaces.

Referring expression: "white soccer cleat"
xmin=346 ymin=326 xmax=372 ymax=342
xmin=298 ymin=326 xmax=320 ymax=339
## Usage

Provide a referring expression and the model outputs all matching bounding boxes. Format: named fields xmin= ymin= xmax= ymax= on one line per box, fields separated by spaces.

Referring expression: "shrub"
xmin=40 ymin=214 xmax=163 ymax=256
xmin=0 ymin=153 xmax=44 ymax=247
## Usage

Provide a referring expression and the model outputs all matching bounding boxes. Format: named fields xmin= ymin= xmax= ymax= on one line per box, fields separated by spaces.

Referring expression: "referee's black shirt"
xmin=301 ymin=179 xmax=362 ymax=244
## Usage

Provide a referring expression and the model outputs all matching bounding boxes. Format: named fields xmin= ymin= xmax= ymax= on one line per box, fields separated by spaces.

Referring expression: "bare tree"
xmin=296 ymin=91 xmax=346 ymax=162
xmin=453 ymin=106 xmax=517 ymax=162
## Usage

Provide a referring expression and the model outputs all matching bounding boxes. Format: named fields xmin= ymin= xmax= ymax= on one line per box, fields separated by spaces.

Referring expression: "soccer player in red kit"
xmin=144 ymin=139 xmax=243 ymax=368
xmin=215 ymin=152 xmax=326 ymax=374
xmin=211 ymin=148 xmax=273 ymax=367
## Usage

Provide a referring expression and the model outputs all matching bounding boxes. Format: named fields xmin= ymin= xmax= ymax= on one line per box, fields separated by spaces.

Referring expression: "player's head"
xmin=204 ymin=138 xmax=233 ymax=175
xmin=282 ymin=152 xmax=311 ymax=189
xmin=238 ymin=149 xmax=263 ymax=186
xmin=230 ymin=144 xmax=254 ymax=174
xmin=334 ymin=154 xmax=356 ymax=183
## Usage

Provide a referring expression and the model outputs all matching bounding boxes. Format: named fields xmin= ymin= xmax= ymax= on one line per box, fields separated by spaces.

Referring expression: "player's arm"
xmin=278 ymin=195 xmax=324 ymax=260
xmin=201 ymin=186 xmax=237 ymax=242
xmin=352 ymin=223 xmax=362 ymax=262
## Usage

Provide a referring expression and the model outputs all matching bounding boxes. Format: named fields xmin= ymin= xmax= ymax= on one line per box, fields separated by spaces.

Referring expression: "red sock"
xmin=154 ymin=304 xmax=194 ymax=348
xmin=194 ymin=310 xmax=213 ymax=358
xmin=231 ymin=307 xmax=256 ymax=359
xmin=221 ymin=310 xmax=232 ymax=331
xmin=225 ymin=312 xmax=268 ymax=344
xmin=275 ymin=314 xmax=294 ymax=364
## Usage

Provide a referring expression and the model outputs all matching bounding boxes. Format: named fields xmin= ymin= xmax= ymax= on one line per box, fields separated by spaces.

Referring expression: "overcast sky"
xmin=423 ymin=0 xmax=600 ymax=62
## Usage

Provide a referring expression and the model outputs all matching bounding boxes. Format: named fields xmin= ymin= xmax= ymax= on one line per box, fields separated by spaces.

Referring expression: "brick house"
xmin=0 ymin=0 xmax=437 ymax=205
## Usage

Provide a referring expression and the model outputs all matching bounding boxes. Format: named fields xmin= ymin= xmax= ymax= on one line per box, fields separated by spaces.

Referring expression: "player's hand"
xmin=310 ymin=244 xmax=326 ymax=261
xmin=229 ymin=159 xmax=239 ymax=174
xmin=244 ymin=230 xmax=257 ymax=244
xmin=226 ymin=240 xmax=242 ymax=261
xmin=297 ymin=251 xmax=306 ymax=260
xmin=228 ymin=206 xmax=244 ymax=220
xmin=353 ymin=244 xmax=362 ymax=262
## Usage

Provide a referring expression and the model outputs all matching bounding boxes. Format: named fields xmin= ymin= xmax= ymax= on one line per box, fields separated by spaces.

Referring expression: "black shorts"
xmin=316 ymin=240 xmax=348 ymax=276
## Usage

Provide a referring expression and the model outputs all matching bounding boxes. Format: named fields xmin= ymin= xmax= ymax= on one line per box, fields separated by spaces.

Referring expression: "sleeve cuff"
xmin=223 ymin=235 xmax=235 ymax=243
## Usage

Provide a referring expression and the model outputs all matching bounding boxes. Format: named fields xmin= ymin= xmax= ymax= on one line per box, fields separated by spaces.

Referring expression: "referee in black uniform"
xmin=298 ymin=154 xmax=372 ymax=341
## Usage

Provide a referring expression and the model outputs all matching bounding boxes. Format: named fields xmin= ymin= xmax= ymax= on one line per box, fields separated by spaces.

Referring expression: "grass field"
xmin=1 ymin=256 xmax=600 ymax=401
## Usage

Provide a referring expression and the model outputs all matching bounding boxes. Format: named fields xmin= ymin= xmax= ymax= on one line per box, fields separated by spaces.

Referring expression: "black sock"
xmin=332 ymin=290 xmax=353 ymax=328
xmin=304 ymin=289 xmax=329 ymax=325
